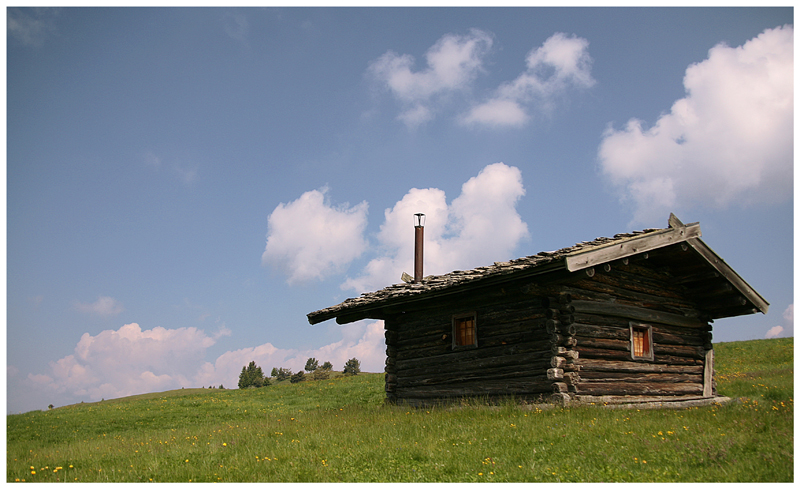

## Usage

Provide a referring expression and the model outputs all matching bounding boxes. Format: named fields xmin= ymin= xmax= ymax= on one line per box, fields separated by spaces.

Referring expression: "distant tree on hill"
xmin=271 ymin=367 xmax=279 ymax=378
xmin=305 ymin=357 xmax=319 ymax=372
xmin=290 ymin=371 xmax=306 ymax=383
xmin=343 ymin=358 xmax=361 ymax=376
xmin=238 ymin=361 xmax=268 ymax=389
xmin=321 ymin=361 xmax=333 ymax=370
xmin=273 ymin=367 xmax=292 ymax=381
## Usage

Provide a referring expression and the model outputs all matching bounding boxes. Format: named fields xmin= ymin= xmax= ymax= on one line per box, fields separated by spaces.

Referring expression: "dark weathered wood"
xmin=701 ymin=295 xmax=749 ymax=310
xmin=564 ymin=223 xmax=701 ymax=272
xmin=684 ymin=237 xmax=769 ymax=314
xmin=546 ymin=320 xmax=576 ymax=335
xmin=652 ymin=329 xmax=708 ymax=347
xmin=706 ymin=305 xmax=760 ymax=319
xmin=396 ymin=370 xmax=551 ymax=388
xmin=578 ymin=371 xmax=701 ymax=383
xmin=395 ymin=378 xmax=556 ymax=398
xmin=672 ymin=270 xmax=720 ymax=285
xmin=572 ymin=314 xmax=712 ymax=337
xmin=575 ymin=345 xmax=701 ymax=365
xmin=575 ymin=357 xmax=703 ymax=374
xmin=691 ymin=281 xmax=734 ymax=297
xmin=573 ymin=323 xmax=629 ymax=340
xmin=654 ymin=343 xmax=705 ymax=360
xmin=580 ymin=269 xmax=693 ymax=304
xmin=547 ymin=369 xmax=580 ymax=384
xmin=575 ymin=336 xmax=629 ymax=352
xmin=479 ymin=320 xmax=549 ymax=340
xmin=575 ymin=381 xmax=703 ymax=396
xmin=571 ymin=299 xmax=707 ymax=329
xmin=550 ymin=334 xmax=578 ymax=347
xmin=396 ymin=334 xmax=553 ymax=362
xmin=396 ymin=347 xmax=556 ymax=374
xmin=399 ymin=358 xmax=558 ymax=382
xmin=573 ymin=335 xmax=705 ymax=359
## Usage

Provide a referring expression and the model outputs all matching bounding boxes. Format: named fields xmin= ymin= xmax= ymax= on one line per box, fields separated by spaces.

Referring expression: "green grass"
xmin=7 ymin=338 xmax=793 ymax=482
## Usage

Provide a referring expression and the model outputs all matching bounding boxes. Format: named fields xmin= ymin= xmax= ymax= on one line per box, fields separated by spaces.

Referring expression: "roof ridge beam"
xmin=565 ymin=223 xmax=701 ymax=272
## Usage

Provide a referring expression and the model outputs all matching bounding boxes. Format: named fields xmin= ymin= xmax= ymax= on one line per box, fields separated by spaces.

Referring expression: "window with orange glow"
xmin=453 ymin=313 xmax=477 ymax=348
xmin=630 ymin=323 xmax=653 ymax=360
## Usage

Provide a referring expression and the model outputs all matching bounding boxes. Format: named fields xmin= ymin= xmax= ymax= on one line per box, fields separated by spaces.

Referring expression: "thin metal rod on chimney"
xmin=414 ymin=213 xmax=425 ymax=283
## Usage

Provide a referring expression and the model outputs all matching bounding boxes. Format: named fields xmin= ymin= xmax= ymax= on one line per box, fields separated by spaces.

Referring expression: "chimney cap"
xmin=414 ymin=213 xmax=426 ymax=227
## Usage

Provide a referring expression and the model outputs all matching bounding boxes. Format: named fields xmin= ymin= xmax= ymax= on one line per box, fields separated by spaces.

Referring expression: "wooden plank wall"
xmin=562 ymin=258 xmax=712 ymax=402
xmin=384 ymin=285 xmax=555 ymax=406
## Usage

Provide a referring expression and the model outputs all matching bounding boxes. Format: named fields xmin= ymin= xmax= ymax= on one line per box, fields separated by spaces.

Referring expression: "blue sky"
xmin=6 ymin=7 xmax=794 ymax=413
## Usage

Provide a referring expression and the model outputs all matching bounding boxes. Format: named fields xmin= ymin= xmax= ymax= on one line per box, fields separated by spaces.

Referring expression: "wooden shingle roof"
xmin=307 ymin=214 xmax=768 ymax=325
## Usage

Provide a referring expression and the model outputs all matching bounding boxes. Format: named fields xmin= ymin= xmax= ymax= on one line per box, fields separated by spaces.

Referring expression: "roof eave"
xmin=684 ymin=237 xmax=769 ymax=315
xmin=306 ymin=259 xmax=568 ymax=325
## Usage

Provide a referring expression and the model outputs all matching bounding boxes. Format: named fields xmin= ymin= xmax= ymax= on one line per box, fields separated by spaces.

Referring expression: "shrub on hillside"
xmin=305 ymin=357 xmax=319 ymax=372
xmin=290 ymin=371 xmax=306 ymax=383
xmin=343 ymin=357 xmax=361 ymax=376
xmin=313 ymin=364 xmax=332 ymax=381
xmin=273 ymin=367 xmax=292 ymax=381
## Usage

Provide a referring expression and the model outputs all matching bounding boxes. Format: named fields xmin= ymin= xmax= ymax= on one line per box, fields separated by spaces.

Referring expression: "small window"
xmin=453 ymin=313 xmax=477 ymax=348
xmin=630 ymin=323 xmax=654 ymax=361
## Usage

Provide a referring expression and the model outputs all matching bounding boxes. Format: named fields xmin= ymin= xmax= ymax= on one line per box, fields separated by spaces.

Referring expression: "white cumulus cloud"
xmin=462 ymin=32 xmax=595 ymax=127
xmin=342 ymin=162 xmax=529 ymax=293
xmin=262 ymin=187 xmax=369 ymax=285
xmin=369 ymin=29 xmax=493 ymax=126
xmin=73 ymin=296 xmax=124 ymax=317
xmin=766 ymin=304 xmax=794 ymax=339
xmin=598 ymin=25 xmax=793 ymax=226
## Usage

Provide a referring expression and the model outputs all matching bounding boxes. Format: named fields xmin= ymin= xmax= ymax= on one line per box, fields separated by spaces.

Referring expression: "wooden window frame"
xmin=452 ymin=312 xmax=477 ymax=349
xmin=629 ymin=322 xmax=654 ymax=361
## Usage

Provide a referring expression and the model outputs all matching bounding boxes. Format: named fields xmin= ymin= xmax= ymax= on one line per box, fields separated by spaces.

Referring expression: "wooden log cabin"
xmin=307 ymin=214 xmax=768 ymax=407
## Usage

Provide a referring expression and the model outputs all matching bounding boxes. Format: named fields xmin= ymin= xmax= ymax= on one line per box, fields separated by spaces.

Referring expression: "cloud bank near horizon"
xmin=598 ymin=25 xmax=793 ymax=226
xmin=10 ymin=320 xmax=386 ymax=413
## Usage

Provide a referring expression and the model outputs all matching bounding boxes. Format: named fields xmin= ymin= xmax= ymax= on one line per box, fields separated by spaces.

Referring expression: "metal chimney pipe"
xmin=414 ymin=213 xmax=425 ymax=283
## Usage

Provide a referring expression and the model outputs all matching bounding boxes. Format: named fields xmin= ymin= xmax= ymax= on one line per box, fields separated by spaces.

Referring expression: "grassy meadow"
xmin=7 ymin=338 xmax=793 ymax=482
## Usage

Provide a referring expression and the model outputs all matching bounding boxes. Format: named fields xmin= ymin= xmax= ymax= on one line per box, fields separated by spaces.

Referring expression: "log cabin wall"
xmin=557 ymin=254 xmax=713 ymax=403
xmin=383 ymin=282 xmax=557 ymax=407
xmin=386 ymin=253 xmax=715 ymax=406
